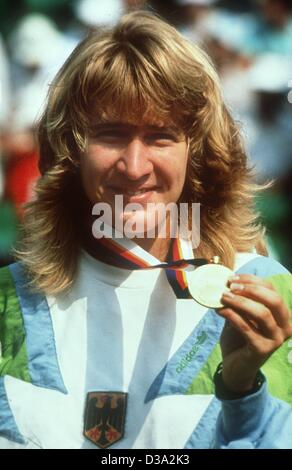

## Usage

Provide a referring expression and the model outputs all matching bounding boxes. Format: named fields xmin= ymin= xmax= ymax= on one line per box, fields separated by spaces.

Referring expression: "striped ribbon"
xmin=83 ymin=223 xmax=207 ymax=299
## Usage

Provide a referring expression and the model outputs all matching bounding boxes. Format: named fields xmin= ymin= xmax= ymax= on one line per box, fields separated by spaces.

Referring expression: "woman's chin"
xmin=114 ymin=209 xmax=167 ymax=239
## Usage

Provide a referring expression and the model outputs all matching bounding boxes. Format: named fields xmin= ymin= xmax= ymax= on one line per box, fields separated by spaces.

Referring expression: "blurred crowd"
xmin=0 ymin=0 xmax=292 ymax=268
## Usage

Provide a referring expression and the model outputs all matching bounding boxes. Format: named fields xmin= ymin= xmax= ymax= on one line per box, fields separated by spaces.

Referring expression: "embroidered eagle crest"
xmin=84 ymin=392 xmax=127 ymax=448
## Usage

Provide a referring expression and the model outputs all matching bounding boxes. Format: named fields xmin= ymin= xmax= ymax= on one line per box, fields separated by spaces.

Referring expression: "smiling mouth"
xmin=109 ymin=186 xmax=159 ymax=196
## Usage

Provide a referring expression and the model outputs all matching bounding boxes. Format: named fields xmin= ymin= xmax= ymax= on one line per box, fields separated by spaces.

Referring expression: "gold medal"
xmin=186 ymin=257 xmax=234 ymax=309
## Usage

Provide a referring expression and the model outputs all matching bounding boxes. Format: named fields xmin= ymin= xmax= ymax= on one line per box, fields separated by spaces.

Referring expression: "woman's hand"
xmin=217 ymin=274 xmax=292 ymax=394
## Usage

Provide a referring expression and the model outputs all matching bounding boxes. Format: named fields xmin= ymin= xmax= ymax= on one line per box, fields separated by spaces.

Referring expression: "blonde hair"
xmin=17 ymin=11 xmax=267 ymax=294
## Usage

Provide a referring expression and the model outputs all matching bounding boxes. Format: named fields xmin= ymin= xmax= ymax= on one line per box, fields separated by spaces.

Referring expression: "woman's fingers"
xmin=217 ymin=306 xmax=267 ymax=354
xmin=218 ymin=274 xmax=292 ymax=390
xmin=227 ymin=274 xmax=275 ymax=290
xmin=225 ymin=282 xmax=292 ymax=330
xmin=219 ymin=292 xmax=280 ymax=338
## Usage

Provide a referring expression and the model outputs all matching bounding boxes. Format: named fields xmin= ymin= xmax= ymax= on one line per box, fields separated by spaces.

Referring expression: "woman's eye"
xmin=148 ymin=133 xmax=176 ymax=143
xmin=92 ymin=130 xmax=127 ymax=141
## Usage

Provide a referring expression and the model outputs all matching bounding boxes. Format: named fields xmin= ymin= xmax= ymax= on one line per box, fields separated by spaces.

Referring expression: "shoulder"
xmin=235 ymin=252 xmax=290 ymax=278
xmin=0 ymin=261 xmax=53 ymax=386
xmin=0 ymin=262 xmax=33 ymax=317
xmin=0 ymin=263 xmax=24 ymax=315
xmin=0 ymin=262 xmax=66 ymax=383
xmin=0 ymin=262 xmax=30 ymax=291
xmin=0 ymin=263 xmax=16 ymax=296
xmin=0 ymin=262 xmax=32 ymax=382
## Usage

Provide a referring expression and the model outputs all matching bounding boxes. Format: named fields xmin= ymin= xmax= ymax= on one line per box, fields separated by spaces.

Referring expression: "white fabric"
xmin=3 ymin=250 xmax=258 ymax=449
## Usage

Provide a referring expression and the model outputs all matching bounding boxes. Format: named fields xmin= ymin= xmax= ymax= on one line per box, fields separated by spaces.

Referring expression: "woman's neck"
xmin=131 ymin=235 xmax=172 ymax=262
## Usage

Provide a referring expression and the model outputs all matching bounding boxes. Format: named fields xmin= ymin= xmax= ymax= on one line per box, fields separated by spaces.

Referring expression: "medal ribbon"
xmin=83 ymin=223 xmax=207 ymax=299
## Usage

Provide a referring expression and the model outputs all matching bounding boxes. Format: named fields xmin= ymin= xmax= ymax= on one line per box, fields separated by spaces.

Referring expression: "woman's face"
xmin=80 ymin=112 xmax=189 ymax=234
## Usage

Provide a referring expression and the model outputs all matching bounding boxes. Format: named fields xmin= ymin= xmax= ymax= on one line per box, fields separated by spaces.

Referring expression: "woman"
xmin=0 ymin=12 xmax=291 ymax=449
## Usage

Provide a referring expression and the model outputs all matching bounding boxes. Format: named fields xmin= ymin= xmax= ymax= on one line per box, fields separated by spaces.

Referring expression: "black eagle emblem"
xmin=84 ymin=392 xmax=127 ymax=448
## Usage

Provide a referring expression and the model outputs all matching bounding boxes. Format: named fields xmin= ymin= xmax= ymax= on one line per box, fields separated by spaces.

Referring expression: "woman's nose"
xmin=116 ymin=137 xmax=153 ymax=180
